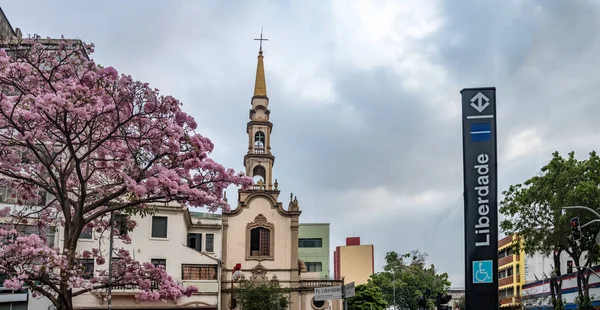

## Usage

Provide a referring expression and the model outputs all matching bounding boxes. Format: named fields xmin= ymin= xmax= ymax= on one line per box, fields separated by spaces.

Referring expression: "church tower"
xmin=220 ymin=34 xmax=343 ymax=310
xmin=245 ymin=46 xmax=276 ymax=190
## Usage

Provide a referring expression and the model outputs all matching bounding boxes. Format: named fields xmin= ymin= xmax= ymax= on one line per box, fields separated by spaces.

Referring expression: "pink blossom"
xmin=3 ymin=278 xmax=23 ymax=290
xmin=0 ymin=37 xmax=251 ymax=310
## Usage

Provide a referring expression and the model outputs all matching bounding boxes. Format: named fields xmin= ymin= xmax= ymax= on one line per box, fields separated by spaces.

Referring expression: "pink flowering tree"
xmin=0 ymin=37 xmax=251 ymax=310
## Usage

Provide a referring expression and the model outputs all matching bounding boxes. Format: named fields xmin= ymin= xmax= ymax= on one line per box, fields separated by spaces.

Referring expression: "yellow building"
xmin=334 ymin=237 xmax=374 ymax=285
xmin=498 ymin=234 xmax=526 ymax=309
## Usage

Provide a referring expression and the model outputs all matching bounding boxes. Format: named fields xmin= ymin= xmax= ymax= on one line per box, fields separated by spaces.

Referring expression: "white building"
xmin=70 ymin=204 xmax=223 ymax=309
xmin=0 ymin=200 xmax=224 ymax=310
xmin=522 ymin=252 xmax=600 ymax=309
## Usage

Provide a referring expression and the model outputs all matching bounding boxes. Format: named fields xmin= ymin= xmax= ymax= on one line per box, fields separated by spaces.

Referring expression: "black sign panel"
xmin=461 ymin=87 xmax=498 ymax=310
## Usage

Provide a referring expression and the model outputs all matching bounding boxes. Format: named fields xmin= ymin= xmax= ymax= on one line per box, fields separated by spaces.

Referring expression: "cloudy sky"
xmin=4 ymin=0 xmax=600 ymax=287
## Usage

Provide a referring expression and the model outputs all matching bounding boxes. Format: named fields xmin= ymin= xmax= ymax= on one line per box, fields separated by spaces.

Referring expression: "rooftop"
xmin=189 ymin=211 xmax=222 ymax=219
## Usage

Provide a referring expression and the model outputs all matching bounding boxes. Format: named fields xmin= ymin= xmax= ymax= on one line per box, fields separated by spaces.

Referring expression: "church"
xmin=219 ymin=43 xmax=344 ymax=310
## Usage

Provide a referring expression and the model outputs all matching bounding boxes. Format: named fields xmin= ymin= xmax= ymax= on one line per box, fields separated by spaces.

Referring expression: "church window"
xmin=182 ymin=264 xmax=218 ymax=280
xmin=254 ymin=131 xmax=265 ymax=149
xmin=246 ymin=214 xmax=274 ymax=261
xmin=299 ymin=238 xmax=322 ymax=248
xmin=305 ymin=262 xmax=323 ymax=272
xmin=250 ymin=227 xmax=270 ymax=257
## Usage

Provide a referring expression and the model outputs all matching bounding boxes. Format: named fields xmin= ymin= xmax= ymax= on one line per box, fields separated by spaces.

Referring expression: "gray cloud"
xmin=4 ymin=0 xmax=600 ymax=288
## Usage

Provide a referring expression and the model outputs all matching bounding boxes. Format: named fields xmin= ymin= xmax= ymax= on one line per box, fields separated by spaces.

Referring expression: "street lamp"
xmin=388 ymin=266 xmax=398 ymax=310
xmin=231 ymin=263 xmax=243 ymax=310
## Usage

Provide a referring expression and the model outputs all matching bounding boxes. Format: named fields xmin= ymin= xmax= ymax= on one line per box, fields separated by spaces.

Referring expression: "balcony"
xmin=499 ymin=255 xmax=515 ymax=266
xmin=500 ymin=297 xmax=514 ymax=305
xmin=111 ymin=281 xmax=159 ymax=292
xmin=500 ymin=296 xmax=522 ymax=306
xmin=299 ymin=279 xmax=344 ymax=292
xmin=253 ymin=147 xmax=265 ymax=154
xmin=499 ymin=276 xmax=514 ymax=287
xmin=499 ymin=235 xmax=514 ymax=248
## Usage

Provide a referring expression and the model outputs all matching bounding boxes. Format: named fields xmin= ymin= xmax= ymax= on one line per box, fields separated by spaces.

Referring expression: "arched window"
xmin=246 ymin=214 xmax=274 ymax=260
xmin=252 ymin=165 xmax=266 ymax=183
xmin=250 ymin=227 xmax=270 ymax=257
xmin=254 ymin=131 xmax=265 ymax=149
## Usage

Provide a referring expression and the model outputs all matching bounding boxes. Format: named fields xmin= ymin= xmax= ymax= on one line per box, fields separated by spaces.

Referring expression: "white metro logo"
xmin=470 ymin=92 xmax=490 ymax=113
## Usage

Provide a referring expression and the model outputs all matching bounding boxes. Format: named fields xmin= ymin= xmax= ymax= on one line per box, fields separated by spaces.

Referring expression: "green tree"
xmin=347 ymin=284 xmax=388 ymax=310
xmin=234 ymin=281 xmax=289 ymax=310
xmin=368 ymin=250 xmax=451 ymax=309
xmin=500 ymin=151 xmax=600 ymax=310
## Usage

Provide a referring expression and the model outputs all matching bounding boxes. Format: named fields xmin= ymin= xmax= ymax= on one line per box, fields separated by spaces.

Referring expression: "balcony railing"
xmin=500 ymin=297 xmax=514 ymax=305
xmin=499 ymin=276 xmax=514 ymax=287
xmin=500 ymin=296 xmax=521 ymax=305
xmin=499 ymin=255 xmax=514 ymax=266
xmin=111 ymin=281 xmax=159 ymax=291
xmin=253 ymin=147 xmax=265 ymax=154
xmin=299 ymin=279 xmax=344 ymax=291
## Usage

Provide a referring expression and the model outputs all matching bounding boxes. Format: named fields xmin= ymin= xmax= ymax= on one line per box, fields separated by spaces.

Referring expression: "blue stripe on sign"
xmin=470 ymin=123 xmax=491 ymax=142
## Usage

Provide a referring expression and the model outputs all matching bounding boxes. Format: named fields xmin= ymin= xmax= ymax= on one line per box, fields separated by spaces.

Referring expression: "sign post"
xmin=343 ymin=282 xmax=355 ymax=310
xmin=461 ymin=87 xmax=498 ymax=309
xmin=314 ymin=286 xmax=342 ymax=301
xmin=314 ymin=283 xmax=354 ymax=310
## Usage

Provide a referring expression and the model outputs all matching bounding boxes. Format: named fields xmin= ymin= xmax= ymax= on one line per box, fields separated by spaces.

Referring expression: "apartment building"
xmin=71 ymin=204 xmax=222 ymax=309
xmin=498 ymin=234 xmax=525 ymax=309
xmin=334 ymin=237 xmax=374 ymax=285
xmin=298 ymin=223 xmax=330 ymax=279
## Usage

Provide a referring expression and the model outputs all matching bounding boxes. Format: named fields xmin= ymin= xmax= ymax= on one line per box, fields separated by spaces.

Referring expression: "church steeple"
xmin=245 ymin=31 xmax=276 ymax=191
xmin=253 ymin=50 xmax=267 ymax=98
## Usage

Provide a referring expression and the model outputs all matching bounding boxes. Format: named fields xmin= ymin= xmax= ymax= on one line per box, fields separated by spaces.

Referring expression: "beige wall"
xmin=338 ymin=245 xmax=373 ymax=285
xmin=225 ymin=197 xmax=292 ymax=274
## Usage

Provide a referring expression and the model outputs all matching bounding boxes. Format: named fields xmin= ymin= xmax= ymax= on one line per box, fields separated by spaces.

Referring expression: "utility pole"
xmin=392 ymin=269 xmax=396 ymax=310
xmin=107 ymin=211 xmax=115 ymax=310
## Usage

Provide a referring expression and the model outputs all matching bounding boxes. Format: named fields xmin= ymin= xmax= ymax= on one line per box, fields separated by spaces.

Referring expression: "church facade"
xmin=220 ymin=47 xmax=344 ymax=310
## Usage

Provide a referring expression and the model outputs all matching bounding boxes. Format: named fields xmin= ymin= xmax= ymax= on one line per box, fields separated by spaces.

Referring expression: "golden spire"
xmin=253 ymin=28 xmax=268 ymax=98
xmin=253 ymin=50 xmax=267 ymax=97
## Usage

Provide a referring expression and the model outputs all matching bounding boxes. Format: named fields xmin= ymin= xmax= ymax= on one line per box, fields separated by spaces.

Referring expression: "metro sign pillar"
xmin=461 ymin=87 xmax=498 ymax=309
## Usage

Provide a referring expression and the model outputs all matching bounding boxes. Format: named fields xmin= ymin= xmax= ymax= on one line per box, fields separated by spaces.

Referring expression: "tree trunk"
xmin=56 ymin=224 xmax=77 ymax=310
xmin=552 ymin=251 xmax=564 ymax=310
xmin=581 ymin=273 xmax=592 ymax=310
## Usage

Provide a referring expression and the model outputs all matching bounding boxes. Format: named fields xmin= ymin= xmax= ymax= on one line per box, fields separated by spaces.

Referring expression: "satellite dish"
xmin=596 ymin=232 xmax=600 ymax=245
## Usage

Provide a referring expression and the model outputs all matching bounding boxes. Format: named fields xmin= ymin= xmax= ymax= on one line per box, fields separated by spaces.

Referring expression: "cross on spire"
xmin=254 ymin=27 xmax=269 ymax=51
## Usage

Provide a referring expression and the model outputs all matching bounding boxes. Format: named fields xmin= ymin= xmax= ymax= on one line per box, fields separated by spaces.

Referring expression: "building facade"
xmin=522 ymin=251 xmax=600 ymax=309
xmin=298 ymin=224 xmax=330 ymax=279
xmin=448 ymin=287 xmax=465 ymax=310
xmin=220 ymin=47 xmax=343 ymax=310
xmin=69 ymin=205 xmax=223 ymax=309
xmin=498 ymin=234 xmax=526 ymax=309
xmin=334 ymin=237 xmax=374 ymax=285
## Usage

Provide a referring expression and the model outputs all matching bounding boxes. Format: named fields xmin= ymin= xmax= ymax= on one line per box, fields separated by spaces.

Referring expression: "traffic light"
xmin=567 ymin=260 xmax=574 ymax=274
xmin=436 ymin=293 xmax=453 ymax=307
xmin=571 ymin=217 xmax=582 ymax=241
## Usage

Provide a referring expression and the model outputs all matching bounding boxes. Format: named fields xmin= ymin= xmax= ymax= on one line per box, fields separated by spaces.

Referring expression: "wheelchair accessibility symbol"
xmin=473 ymin=260 xmax=493 ymax=284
